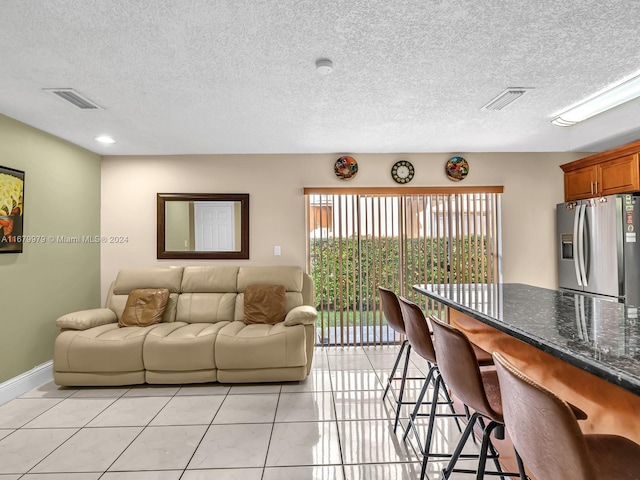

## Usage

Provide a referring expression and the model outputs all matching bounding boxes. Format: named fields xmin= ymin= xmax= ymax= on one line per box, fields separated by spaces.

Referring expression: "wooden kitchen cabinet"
xmin=564 ymin=164 xmax=597 ymax=201
xmin=561 ymin=140 xmax=640 ymax=201
xmin=597 ymin=154 xmax=640 ymax=196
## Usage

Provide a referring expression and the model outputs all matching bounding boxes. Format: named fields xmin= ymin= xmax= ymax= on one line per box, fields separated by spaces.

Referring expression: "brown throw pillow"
xmin=119 ymin=288 xmax=170 ymax=327
xmin=244 ymin=285 xmax=287 ymax=325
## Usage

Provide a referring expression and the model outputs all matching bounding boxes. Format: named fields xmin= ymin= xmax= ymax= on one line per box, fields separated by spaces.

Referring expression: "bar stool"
xmin=493 ymin=351 xmax=640 ymax=480
xmin=378 ymin=286 xmax=421 ymax=432
xmin=398 ymin=298 xmax=495 ymax=476
xmin=429 ymin=316 xmax=524 ymax=480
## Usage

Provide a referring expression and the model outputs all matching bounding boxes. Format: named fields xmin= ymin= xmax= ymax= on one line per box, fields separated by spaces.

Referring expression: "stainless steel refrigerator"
xmin=557 ymin=194 xmax=640 ymax=306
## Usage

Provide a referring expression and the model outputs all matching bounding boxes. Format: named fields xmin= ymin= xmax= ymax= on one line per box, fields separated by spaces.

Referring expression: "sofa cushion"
xmin=176 ymin=293 xmax=236 ymax=323
xmin=244 ymin=285 xmax=286 ymax=325
xmin=143 ymin=322 xmax=230 ymax=371
xmin=237 ymin=266 xmax=303 ymax=292
xmin=215 ymin=321 xmax=307 ymax=370
xmin=112 ymin=267 xmax=184 ymax=294
xmin=234 ymin=267 xmax=305 ymax=322
xmin=54 ymin=323 xmax=158 ymax=373
xmin=119 ymin=289 xmax=170 ymax=327
xmin=107 ymin=266 xmax=182 ymax=324
xmin=181 ymin=266 xmax=239 ymax=293
xmin=109 ymin=293 xmax=178 ymax=323
xmin=235 ymin=292 xmax=304 ymax=322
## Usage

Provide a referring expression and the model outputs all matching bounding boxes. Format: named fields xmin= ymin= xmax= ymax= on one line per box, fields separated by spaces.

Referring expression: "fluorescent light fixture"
xmin=95 ymin=135 xmax=116 ymax=144
xmin=552 ymin=73 xmax=640 ymax=126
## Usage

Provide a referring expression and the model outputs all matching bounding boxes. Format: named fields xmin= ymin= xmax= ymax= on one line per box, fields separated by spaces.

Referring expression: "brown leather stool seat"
xmin=378 ymin=287 xmax=423 ymax=432
xmin=430 ymin=317 xmax=524 ymax=480
xmin=494 ymin=351 xmax=640 ymax=480
xmin=398 ymin=298 xmax=496 ymax=477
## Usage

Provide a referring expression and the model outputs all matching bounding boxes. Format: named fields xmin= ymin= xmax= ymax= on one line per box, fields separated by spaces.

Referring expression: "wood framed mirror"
xmin=157 ymin=193 xmax=249 ymax=259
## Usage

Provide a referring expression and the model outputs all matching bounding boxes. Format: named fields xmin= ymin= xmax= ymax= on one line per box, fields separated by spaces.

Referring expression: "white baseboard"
xmin=0 ymin=361 xmax=53 ymax=406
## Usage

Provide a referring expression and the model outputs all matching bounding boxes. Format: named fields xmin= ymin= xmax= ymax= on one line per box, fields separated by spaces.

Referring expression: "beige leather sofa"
xmin=53 ymin=266 xmax=317 ymax=386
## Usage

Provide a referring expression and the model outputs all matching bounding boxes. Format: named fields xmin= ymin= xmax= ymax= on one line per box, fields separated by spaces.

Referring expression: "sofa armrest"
xmin=283 ymin=305 xmax=318 ymax=326
xmin=56 ymin=308 xmax=118 ymax=330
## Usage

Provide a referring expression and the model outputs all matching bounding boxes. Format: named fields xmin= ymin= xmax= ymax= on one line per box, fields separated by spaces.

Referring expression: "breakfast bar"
xmin=414 ymin=283 xmax=640 ymax=446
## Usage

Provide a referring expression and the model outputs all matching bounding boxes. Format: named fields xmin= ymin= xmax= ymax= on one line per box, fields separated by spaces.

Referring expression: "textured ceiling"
xmin=1 ymin=0 xmax=640 ymax=155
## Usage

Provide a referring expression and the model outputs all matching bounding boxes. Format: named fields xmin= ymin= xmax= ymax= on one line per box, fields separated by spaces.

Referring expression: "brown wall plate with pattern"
xmin=334 ymin=156 xmax=358 ymax=180
xmin=446 ymin=156 xmax=469 ymax=181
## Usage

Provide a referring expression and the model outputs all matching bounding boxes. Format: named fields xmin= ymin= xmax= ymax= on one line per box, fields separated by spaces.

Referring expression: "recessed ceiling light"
xmin=95 ymin=135 xmax=116 ymax=144
xmin=316 ymin=59 xmax=333 ymax=75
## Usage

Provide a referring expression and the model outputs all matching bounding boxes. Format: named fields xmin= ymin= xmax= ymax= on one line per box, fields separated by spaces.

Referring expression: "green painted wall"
xmin=0 ymin=114 xmax=101 ymax=383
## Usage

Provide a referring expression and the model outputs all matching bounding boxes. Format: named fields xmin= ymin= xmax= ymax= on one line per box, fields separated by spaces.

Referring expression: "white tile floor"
xmin=0 ymin=346 xmax=483 ymax=479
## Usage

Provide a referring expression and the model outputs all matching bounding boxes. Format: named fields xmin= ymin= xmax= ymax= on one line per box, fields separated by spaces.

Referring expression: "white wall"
xmin=101 ymin=152 xmax=586 ymax=302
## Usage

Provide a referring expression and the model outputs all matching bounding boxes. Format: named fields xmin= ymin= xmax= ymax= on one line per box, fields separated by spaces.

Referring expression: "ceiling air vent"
xmin=44 ymin=88 xmax=102 ymax=109
xmin=481 ymin=87 xmax=533 ymax=111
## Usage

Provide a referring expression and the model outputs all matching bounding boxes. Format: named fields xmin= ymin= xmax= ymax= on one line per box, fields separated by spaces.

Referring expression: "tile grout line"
xmin=259 ymin=384 xmax=282 ymax=480
xmin=89 ymin=389 xmax=179 ymax=476
xmin=176 ymin=384 xmax=233 ymax=479
xmin=22 ymin=393 xmax=125 ymax=477
xmin=319 ymin=347 xmax=349 ymax=480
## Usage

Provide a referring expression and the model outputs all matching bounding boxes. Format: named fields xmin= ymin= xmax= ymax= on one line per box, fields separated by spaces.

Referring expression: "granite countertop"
xmin=413 ymin=283 xmax=640 ymax=395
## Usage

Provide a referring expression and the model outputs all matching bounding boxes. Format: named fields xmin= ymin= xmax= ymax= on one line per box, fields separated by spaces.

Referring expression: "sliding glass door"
xmin=305 ymin=187 xmax=502 ymax=346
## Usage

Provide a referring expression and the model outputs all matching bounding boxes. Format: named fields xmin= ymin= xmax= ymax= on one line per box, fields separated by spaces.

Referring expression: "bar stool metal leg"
xmin=382 ymin=339 xmax=408 ymax=401
xmin=514 ymin=449 xmax=527 ymax=480
xmin=381 ymin=339 xmax=422 ymax=433
xmin=416 ymin=372 xmax=474 ymax=480
xmin=393 ymin=342 xmax=412 ymax=432
xmin=402 ymin=363 xmax=437 ymax=453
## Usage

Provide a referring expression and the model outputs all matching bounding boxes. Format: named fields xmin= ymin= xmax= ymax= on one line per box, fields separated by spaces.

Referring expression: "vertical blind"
xmin=305 ymin=187 xmax=503 ymax=347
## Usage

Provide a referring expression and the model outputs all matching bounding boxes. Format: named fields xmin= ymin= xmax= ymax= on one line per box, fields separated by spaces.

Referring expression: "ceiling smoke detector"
xmin=481 ymin=87 xmax=533 ymax=111
xmin=44 ymin=88 xmax=102 ymax=109
xmin=316 ymin=59 xmax=333 ymax=75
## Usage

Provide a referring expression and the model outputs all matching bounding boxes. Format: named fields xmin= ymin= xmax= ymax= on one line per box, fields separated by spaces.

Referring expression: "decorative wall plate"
xmin=445 ymin=156 xmax=469 ymax=182
xmin=391 ymin=160 xmax=415 ymax=184
xmin=334 ymin=156 xmax=358 ymax=180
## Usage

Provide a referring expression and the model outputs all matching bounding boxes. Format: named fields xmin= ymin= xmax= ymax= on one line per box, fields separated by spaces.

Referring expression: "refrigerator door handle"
xmin=573 ymin=203 xmax=583 ymax=287
xmin=578 ymin=203 xmax=588 ymax=286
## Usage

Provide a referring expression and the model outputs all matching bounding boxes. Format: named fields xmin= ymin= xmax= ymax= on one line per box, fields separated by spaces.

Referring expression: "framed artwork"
xmin=0 ymin=165 xmax=25 ymax=253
